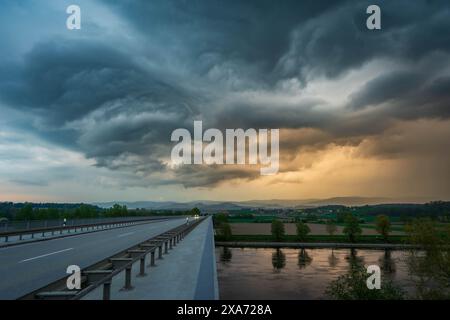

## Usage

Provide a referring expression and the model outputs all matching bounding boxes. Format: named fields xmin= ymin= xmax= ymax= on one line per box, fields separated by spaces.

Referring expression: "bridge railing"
xmin=0 ymin=216 xmax=182 ymax=243
xmin=18 ymin=217 xmax=205 ymax=300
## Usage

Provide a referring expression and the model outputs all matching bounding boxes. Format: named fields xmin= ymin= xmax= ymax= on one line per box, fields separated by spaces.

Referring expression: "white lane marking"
xmin=19 ymin=248 xmax=74 ymax=263
xmin=2 ymin=219 xmax=181 ymax=252
xmin=117 ymin=231 xmax=135 ymax=238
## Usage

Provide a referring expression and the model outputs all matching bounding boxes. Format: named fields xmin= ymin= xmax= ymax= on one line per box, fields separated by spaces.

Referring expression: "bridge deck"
xmin=82 ymin=217 xmax=219 ymax=300
xmin=0 ymin=218 xmax=188 ymax=299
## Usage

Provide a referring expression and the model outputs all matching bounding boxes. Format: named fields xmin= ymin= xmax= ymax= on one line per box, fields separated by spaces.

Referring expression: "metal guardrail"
xmin=19 ymin=217 xmax=205 ymax=300
xmin=0 ymin=216 xmax=180 ymax=232
xmin=0 ymin=216 xmax=177 ymax=243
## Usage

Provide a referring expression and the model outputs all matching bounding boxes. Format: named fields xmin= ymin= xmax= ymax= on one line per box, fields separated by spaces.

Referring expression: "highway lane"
xmin=0 ymin=218 xmax=187 ymax=299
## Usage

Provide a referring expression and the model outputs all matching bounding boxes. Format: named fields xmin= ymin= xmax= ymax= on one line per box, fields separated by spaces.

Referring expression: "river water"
xmin=215 ymin=247 xmax=416 ymax=299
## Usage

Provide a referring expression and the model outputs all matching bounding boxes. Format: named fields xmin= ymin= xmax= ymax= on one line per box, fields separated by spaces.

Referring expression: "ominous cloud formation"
xmin=0 ymin=0 xmax=450 ymax=201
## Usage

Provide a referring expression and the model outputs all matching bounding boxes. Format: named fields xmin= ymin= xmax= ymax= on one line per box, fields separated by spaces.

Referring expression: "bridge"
xmin=0 ymin=216 xmax=219 ymax=300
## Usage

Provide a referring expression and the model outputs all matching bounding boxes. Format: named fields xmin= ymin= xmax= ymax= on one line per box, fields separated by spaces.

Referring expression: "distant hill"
xmin=236 ymin=199 xmax=312 ymax=208
xmin=299 ymin=197 xmax=392 ymax=206
xmin=93 ymin=196 xmax=434 ymax=211
xmin=93 ymin=200 xmax=245 ymax=211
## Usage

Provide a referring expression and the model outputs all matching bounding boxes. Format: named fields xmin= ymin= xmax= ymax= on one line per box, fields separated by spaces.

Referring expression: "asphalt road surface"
xmin=0 ymin=218 xmax=187 ymax=299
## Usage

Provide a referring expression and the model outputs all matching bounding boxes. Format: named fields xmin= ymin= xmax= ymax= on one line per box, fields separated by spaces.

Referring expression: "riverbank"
xmin=215 ymin=234 xmax=407 ymax=243
xmin=215 ymin=241 xmax=418 ymax=249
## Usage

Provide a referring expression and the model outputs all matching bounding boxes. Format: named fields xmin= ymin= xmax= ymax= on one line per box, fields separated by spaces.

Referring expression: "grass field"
xmin=228 ymin=222 xmax=405 ymax=236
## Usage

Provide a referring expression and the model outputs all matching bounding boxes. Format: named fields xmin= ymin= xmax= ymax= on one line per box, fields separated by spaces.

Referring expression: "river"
xmin=215 ymin=247 xmax=416 ymax=299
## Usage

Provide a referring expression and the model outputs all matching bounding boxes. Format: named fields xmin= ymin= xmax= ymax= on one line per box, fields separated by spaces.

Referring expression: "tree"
xmin=218 ymin=222 xmax=232 ymax=241
xmin=295 ymin=221 xmax=310 ymax=241
xmin=343 ymin=214 xmax=362 ymax=243
xmin=298 ymin=248 xmax=312 ymax=269
xmin=47 ymin=208 xmax=60 ymax=220
xmin=191 ymin=207 xmax=201 ymax=216
xmin=271 ymin=219 xmax=285 ymax=241
xmin=107 ymin=204 xmax=128 ymax=217
xmin=272 ymin=249 xmax=286 ymax=269
xmin=375 ymin=215 xmax=391 ymax=241
xmin=17 ymin=203 xmax=33 ymax=221
xmin=405 ymin=219 xmax=450 ymax=299
xmin=326 ymin=219 xmax=337 ymax=236
xmin=75 ymin=204 xmax=97 ymax=219
xmin=326 ymin=264 xmax=405 ymax=300
xmin=213 ymin=213 xmax=228 ymax=227
xmin=336 ymin=212 xmax=347 ymax=223
xmin=400 ymin=213 xmax=411 ymax=224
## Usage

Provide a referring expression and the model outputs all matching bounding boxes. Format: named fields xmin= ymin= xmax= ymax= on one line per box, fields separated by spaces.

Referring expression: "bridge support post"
xmin=123 ymin=267 xmax=133 ymax=290
xmin=158 ymin=245 xmax=163 ymax=259
xmin=103 ymin=281 xmax=111 ymax=300
xmin=165 ymin=241 xmax=169 ymax=253
xmin=150 ymin=251 xmax=155 ymax=266
xmin=138 ymin=256 xmax=146 ymax=277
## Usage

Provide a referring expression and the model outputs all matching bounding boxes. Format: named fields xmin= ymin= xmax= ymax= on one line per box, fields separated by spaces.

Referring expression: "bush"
xmin=219 ymin=222 xmax=232 ymax=241
xmin=271 ymin=219 xmax=285 ymax=241
xmin=296 ymin=221 xmax=310 ymax=241
xmin=343 ymin=214 xmax=362 ymax=243
xmin=326 ymin=265 xmax=405 ymax=300
xmin=213 ymin=213 xmax=228 ymax=227
xmin=326 ymin=219 xmax=337 ymax=236
xmin=405 ymin=219 xmax=450 ymax=299
xmin=375 ymin=215 xmax=391 ymax=241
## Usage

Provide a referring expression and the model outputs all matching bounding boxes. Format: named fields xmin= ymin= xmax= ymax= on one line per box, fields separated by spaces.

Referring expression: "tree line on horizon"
xmin=0 ymin=202 xmax=198 ymax=221
xmin=304 ymin=201 xmax=450 ymax=222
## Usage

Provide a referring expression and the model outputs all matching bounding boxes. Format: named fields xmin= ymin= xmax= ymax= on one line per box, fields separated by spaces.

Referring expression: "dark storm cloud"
xmin=346 ymin=68 xmax=450 ymax=126
xmin=170 ymin=165 xmax=262 ymax=188
xmin=1 ymin=0 xmax=450 ymax=189
xmin=348 ymin=71 xmax=425 ymax=110
xmin=105 ymin=0 xmax=348 ymax=83
xmin=0 ymin=38 xmax=199 ymax=168
xmin=278 ymin=0 xmax=450 ymax=81
xmin=9 ymin=179 xmax=49 ymax=187
xmin=1 ymin=40 xmax=137 ymax=123
xmin=210 ymin=97 xmax=334 ymax=130
xmin=0 ymin=39 xmax=196 ymax=125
